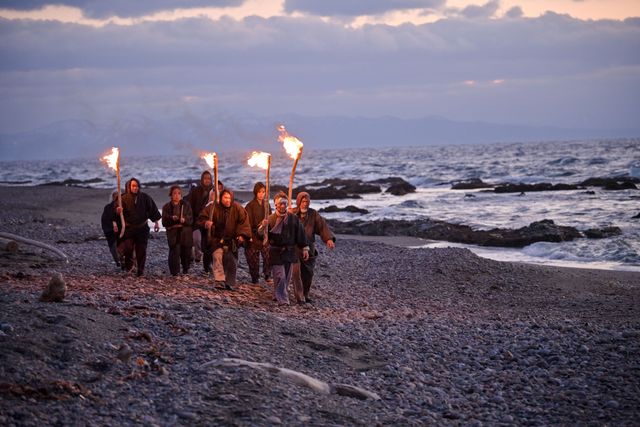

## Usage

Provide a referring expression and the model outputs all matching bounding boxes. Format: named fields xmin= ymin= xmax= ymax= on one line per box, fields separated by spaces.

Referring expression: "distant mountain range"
xmin=1 ymin=113 xmax=637 ymax=160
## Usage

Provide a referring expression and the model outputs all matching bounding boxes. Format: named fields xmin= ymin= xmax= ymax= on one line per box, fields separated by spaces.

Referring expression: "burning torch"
xmin=201 ymin=152 xmax=218 ymax=238
xmin=247 ymin=151 xmax=272 ymax=243
xmin=101 ymin=147 xmax=125 ymax=238
xmin=278 ymin=125 xmax=303 ymax=211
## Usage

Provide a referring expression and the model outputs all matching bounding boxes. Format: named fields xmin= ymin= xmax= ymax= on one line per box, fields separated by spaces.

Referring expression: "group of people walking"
xmin=101 ymin=171 xmax=336 ymax=305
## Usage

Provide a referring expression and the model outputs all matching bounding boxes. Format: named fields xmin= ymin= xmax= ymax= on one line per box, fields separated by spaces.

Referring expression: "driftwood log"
xmin=0 ymin=232 xmax=68 ymax=263
xmin=0 ymin=237 xmax=19 ymax=253
xmin=201 ymin=358 xmax=380 ymax=400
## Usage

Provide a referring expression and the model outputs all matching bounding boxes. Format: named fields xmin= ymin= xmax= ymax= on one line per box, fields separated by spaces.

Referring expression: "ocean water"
xmin=1 ymin=138 xmax=639 ymax=271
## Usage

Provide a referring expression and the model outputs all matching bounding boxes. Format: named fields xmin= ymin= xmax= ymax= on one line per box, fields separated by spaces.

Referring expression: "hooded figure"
xmin=197 ymin=188 xmax=251 ymax=290
xmin=292 ymin=191 xmax=336 ymax=304
xmin=117 ymin=177 xmax=161 ymax=276
xmin=101 ymin=190 xmax=122 ymax=267
xmin=244 ymin=181 xmax=272 ymax=284
xmin=258 ymin=192 xmax=309 ymax=305
xmin=186 ymin=171 xmax=213 ymax=271
xmin=162 ymin=185 xmax=194 ymax=276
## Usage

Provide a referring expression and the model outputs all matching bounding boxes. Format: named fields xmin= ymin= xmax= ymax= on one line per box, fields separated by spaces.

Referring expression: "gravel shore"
xmin=1 ymin=186 xmax=639 ymax=426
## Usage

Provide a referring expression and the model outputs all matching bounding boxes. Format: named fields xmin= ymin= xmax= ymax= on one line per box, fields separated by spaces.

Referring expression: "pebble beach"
xmin=1 ymin=185 xmax=639 ymax=426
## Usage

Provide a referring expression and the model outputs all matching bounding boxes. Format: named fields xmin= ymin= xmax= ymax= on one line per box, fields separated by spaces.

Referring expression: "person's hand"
xmin=172 ymin=215 xmax=178 ymax=221
xmin=116 ymin=206 xmax=123 ymax=215
xmin=180 ymin=217 xmax=185 ymax=224
xmin=154 ymin=222 xmax=160 ymax=233
xmin=205 ymin=220 xmax=213 ymax=230
xmin=112 ymin=223 xmax=118 ymax=233
xmin=326 ymin=240 xmax=335 ymax=250
xmin=261 ymin=219 xmax=268 ymax=227
xmin=302 ymin=248 xmax=309 ymax=261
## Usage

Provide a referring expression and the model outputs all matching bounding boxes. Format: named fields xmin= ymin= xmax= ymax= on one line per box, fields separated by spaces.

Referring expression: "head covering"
xmin=253 ymin=182 xmax=266 ymax=198
xmin=220 ymin=188 xmax=234 ymax=206
xmin=127 ymin=177 xmax=141 ymax=193
xmin=200 ymin=171 xmax=212 ymax=189
xmin=296 ymin=191 xmax=310 ymax=208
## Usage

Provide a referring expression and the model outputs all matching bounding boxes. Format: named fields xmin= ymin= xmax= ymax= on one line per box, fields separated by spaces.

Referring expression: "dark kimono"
xmin=162 ymin=200 xmax=193 ymax=275
xmin=118 ymin=191 xmax=162 ymax=276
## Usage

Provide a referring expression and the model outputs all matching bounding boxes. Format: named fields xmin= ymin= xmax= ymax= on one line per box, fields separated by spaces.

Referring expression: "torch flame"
xmin=101 ymin=147 xmax=119 ymax=171
xmin=277 ymin=125 xmax=303 ymax=159
xmin=201 ymin=152 xmax=217 ymax=169
xmin=247 ymin=151 xmax=271 ymax=170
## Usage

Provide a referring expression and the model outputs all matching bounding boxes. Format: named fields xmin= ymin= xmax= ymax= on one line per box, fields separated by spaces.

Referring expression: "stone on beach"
xmin=39 ymin=272 xmax=66 ymax=302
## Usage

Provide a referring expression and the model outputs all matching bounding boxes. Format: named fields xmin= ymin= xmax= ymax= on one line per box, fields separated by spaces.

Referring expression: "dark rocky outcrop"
xmin=319 ymin=205 xmax=369 ymax=214
xmin=311 ymin=179 xmax=381 ymax=194
xmin=296 ymin=186 xmax=360 ymax=200
xmin=328 ymin=218 xmax=619 ymax=248
xmin=583 ymin=227 xmax=622 ymax=239
xmin=580 ymin=177 xmax=639 ymax=190
xmin=39 ymin=178 xmax=104 ymax=187
xmin=494 ymin=183 xmax=581 ymax=193
xmin=451 ymin=179 xmax=493 ymax=190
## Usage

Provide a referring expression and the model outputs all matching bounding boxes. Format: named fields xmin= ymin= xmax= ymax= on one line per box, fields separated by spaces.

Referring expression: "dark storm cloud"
xmin=283 ymin=0 xmax=445 ymax=17
xmin=0 ymin=0 xmax=245 ymax=18
xmin=1 ymin=12 xmax=639 ymax=132
xmin=459 ymin=0 xmax=500 ymax=19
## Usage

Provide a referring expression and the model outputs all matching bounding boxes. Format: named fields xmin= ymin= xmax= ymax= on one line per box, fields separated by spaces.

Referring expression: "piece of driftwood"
xmin=0 ymin=237 xmax=19 ymax=253
xmin=200 ymin=358 xmax=380 ymax=400
xmin=0 ymin=232 xmax=69 ymax=263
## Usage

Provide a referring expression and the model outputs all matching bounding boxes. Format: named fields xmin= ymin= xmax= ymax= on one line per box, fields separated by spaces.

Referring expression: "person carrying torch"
xmin=246 ymin=151 xmax=272 ymax=285
xmin=258 ymin=192 xmax=309 ymax=305
xmin=196 ymin=188 xmax=251 ymax=291
xmin=116 ymin=178 xmax=161 ymax=277
xmin=162 ymin=185 xmax=193 ymax=276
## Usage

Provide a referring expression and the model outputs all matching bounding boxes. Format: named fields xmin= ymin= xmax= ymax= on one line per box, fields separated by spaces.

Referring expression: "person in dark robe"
xmin=186 ymin=171 xmax=213 ymax=272
xmin=259 ymin=192 xmax=309 ymax=305
xmin=116 ymin=177 xmax=161 ymax=277
xmin=162 ymin=185 xmax=193 ymax=276
xmin=101 ymin=190 xmax=122 ymax=267
xmin=291 ymin=192 xmax=335 ymax=304
xmin=197 ymin=188 xmax=251 ymax=290
xmin=244 ymin=182 xmax=272 ymax=284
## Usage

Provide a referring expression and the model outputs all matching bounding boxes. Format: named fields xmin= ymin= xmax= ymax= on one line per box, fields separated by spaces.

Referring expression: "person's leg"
xmin=301 ymin=257 xmax=316 ymax=300
xmin=291 ymin=262 xmax=305 ymax=303
xmin=168 ymin=243 xmax=180 ymax=276
xmin=261 ymin=244 xmax=271 ymax=282
xmin=180 ymin=244 xmax=191 ymax=274
xmin=201 ymin=229 xmax=212 ymax=273
xmin=212 ymin=248 xmax=226 ymax=283
xmin=134 ymin=232 xmax=149 ymax=276
xmin=223 ymin=249 xmax=238 ymax=289
xmin=245 ymin=246 xmax=260 ymax=283
xmin=271 ymin=264 xmax=288 ymax=304
xmin=193 ymin=229 xmax=202 ymax=263
xmin=118 ymin=238 xmax=134 ymax=272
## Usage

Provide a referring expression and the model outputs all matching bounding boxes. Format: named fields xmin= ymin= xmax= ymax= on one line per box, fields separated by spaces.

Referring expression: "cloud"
xmin=283 ymin=0 xmax=445 ymax=17
xmin=0 ymin=12 xmax=639 ymax=132
xmin=460 ymin=0 xmax=500 ymax=19
xmin=505 ymin=6 xmax=523 ymax=19
xmin=0 ymin=0 xmax=245 ymax=18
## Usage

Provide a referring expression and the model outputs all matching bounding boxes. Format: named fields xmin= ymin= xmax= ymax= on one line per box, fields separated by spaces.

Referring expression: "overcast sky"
xmin=0 ymin=0 xmax=639 ymax=134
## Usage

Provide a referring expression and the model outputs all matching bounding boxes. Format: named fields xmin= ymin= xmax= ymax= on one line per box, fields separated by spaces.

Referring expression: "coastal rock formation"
xmin=580 ymin=177 xmax=639 ymax=190
xmin=328 ymin=218 xmax=617 ymax=248
xmin=319 ymin=205 xmax=369 ymax=214
xmin=494 ymin=183 xmax=581 ymax=193
xmin=451 ymin=178 xmax=493 ymax=190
